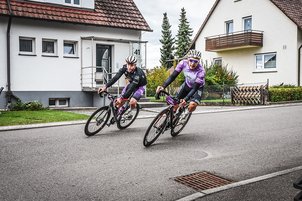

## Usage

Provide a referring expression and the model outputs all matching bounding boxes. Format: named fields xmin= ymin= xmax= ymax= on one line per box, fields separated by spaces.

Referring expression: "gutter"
xmin=5 ymin=0 xmax=16 ymax=108
xmin=299 ymin=44 xmax=302 ymax=86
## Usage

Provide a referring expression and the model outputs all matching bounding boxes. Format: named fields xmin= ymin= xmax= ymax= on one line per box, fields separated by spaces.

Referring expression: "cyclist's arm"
xmin=105 ymin=67 xmax=126 ymax=88
xmin=162 ymin=70 xmax=180 ymax=88
xmin=184 ymin=82 xmax=202 ymax=102
xmin=121 ymin=76 xmax=140 ymax=99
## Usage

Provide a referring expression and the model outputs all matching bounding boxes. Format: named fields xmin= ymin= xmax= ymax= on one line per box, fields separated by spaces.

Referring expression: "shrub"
xmin=10 ymin=100 xmax=25 ymax=111
xmin=204 ymin=63 xmax=238 ymax=86
xmin=146 ymin=66 xmax=170 ymax=96
xmin=10 ymin=100 xmax=45 ymax=111
xmin=269 ymin=87 xmax=302 ymax=102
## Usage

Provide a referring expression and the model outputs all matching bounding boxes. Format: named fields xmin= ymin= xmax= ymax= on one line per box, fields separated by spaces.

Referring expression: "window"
xmin=19 ymin=37 xmax=35 ymax=55
xmin=225 ymin=20 xmax=233 ymax=34
xmin=49 ymin=98 xmax=69 ymax=107
xmin=64 ymin=41 xmax=77 ymax=57
xmin=42 ymin=39 xmax=57 ymax=56
xmin=255 ymin=53 xmax=277 ymax=71
xmin=243 ymin=16 xmax=252 ymax=31
xmin=65 ymin=0 xmax=80 ymax=5
xmin=213 ymin=58 xmax=222 ymax=66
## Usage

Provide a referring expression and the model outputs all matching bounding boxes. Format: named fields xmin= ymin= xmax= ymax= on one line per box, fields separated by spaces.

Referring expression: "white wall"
xmin=196 ymin=0 xmax=299 ymax=86
xmin=6 ymin=18 xmax=140 ymax=91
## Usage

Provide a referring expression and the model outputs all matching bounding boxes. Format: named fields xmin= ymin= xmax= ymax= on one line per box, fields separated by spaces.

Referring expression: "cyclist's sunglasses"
xmin=189 ymin=59 xmax=199 ymax=64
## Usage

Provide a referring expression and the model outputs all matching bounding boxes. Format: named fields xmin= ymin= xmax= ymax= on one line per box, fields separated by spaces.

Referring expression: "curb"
xmin=177 ymin=166 xmax=302 ymax=201
xmin=1 ymin=102 xmax=302 ymax=132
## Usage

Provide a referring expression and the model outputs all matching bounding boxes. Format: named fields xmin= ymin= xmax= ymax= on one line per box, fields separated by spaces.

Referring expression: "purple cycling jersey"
xmin=175 ymin=60 xmax=205 ymax=88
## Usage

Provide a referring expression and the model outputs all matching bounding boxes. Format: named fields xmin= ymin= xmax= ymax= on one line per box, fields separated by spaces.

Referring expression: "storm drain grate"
xmin=173 ymin=171 xmax=234 ymax=191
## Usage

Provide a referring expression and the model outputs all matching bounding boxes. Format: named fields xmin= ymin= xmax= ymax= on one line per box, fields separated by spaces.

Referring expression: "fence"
xmin=192 ymin=81 xmax=269 ymax=106
xmin=230 ymin=82 xmax=269 ymax=105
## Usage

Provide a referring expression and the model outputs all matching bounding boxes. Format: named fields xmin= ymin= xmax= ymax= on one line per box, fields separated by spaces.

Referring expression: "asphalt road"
xmin=0 ymin=104 xmax=302 ymax=200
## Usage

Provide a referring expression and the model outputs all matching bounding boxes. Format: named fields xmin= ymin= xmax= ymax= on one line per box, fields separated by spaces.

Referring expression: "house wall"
xmin=196 ymin=0 xmax=299 ymax=86
xmin=0 ymin=17 xmax=141 ymax=108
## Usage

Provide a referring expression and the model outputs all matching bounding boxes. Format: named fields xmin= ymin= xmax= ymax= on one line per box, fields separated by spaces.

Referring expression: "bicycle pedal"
xmin=110 ymin=117 xmax=116 ymax=124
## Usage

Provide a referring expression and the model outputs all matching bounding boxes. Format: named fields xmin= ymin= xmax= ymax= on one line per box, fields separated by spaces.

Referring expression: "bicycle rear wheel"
xmin=84 ymin=106 xmax=111 ymax=136
xmin=117 ymin=104 xmax=140 ymax=129
xmin=171 ymin=107 xmax=192 ymax=137
xmin=143 ymin=109 xmax=169 ymax=147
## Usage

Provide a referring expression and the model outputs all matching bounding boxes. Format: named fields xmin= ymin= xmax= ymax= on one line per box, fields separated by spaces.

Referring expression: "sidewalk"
xmin=178 ymin=166 xmax=302 ymax=201
xmin=1 ymin=102 xmax=302 ymax=132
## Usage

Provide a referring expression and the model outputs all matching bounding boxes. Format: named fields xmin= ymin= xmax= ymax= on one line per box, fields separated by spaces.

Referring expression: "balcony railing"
xmin=205 ymin=30 xmax=263 ymax=52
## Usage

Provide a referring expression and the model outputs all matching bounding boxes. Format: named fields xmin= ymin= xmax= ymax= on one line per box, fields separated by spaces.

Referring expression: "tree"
xmin=159 ymin=13 xmax=174 ymax=68
xmin=175 ymin=8 xmax=193 ymax=59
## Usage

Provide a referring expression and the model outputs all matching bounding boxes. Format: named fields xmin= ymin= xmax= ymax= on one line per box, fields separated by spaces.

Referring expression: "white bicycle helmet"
xmin=186 ymin=49 xmax=202 ymax=59
xmin=125 ymin=55 xmax=137 ymax=64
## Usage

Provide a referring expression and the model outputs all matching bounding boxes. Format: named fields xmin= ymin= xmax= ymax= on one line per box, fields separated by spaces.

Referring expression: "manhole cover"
xmin=173 ymin=171 xmax=234 ymax=191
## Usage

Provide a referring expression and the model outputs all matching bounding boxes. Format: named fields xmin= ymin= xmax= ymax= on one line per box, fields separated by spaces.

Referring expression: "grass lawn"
xmin=202 ymin=99 xmax=231 ymax=103
xmin=0 ymin=110 xmax=89 ymax=126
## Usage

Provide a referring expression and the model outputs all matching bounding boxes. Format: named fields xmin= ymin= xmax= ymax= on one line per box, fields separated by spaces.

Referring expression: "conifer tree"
xmin=175 ymin=8 xmax=193 ymax=59
xmin=159 ymin=12 xmax=174 ymax=68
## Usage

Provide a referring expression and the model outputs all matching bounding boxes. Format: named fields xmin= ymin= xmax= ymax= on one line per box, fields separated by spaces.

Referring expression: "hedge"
xmin=269 ymin=87 xmax=302 ymax=102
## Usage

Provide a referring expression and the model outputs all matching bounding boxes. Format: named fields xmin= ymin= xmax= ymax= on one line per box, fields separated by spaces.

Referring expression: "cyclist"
xmin=156 ymin=49 xmax=205 ymax=113
xmin=98 ymin=56 xmax=147 ymax=109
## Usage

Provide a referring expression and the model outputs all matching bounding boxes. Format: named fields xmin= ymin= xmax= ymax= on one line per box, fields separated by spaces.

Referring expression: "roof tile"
xmin=0 ymin=0 xmax=152 ymax=31
xmin=270 ymin=0 xmax=302 ymax=30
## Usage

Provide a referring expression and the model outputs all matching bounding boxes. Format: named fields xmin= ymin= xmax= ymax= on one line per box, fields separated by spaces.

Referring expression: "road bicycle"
xmin=84 ymin=91 xmax=140 ymax=136
xmin=143 ymin=90 xmax=192 ymax=147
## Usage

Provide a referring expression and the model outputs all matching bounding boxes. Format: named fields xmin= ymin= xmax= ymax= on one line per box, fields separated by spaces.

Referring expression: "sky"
xmin=133 ymin=0 xmax=216 ymax=68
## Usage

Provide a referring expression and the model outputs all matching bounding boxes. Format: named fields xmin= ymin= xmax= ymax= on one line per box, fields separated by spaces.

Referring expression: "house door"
xmin=96 ymin=45 xmax=112 ymax=80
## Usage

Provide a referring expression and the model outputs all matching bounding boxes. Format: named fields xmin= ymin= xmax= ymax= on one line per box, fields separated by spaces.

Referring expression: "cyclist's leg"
xmin=175 ymin=82 xmax=190 ymax=111
xmin=116 ymin=84 xmax=129 ymax=108
xmin=130 ymin=86 xmax=145 ymax=108
xmin=188 ymin=86 xmax=203 ymax=112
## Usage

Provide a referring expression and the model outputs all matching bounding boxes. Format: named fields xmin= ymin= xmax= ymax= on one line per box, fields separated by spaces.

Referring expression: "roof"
xmin=0 ymin=0 xmax=152 ymax=32
xmin=270 ymin=0 xmax=302 ymax=30
xmin=191 ymin=0 xmax=302 ymax=48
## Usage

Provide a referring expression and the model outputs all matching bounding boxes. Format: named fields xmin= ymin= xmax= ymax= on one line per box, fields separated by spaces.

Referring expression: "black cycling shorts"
xmin=176 ymin=82 xmax=203 ymax=104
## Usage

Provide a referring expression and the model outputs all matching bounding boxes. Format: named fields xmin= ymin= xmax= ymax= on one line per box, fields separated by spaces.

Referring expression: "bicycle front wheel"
xmin=84 ymin=106 xmax=111 ymax=136
xmin=171 ymin=107 xmax=192 ymax=137
xmin=143 ymin=109 xmax=169 ymax=147
xmin=117 ymin=104 xmax=140 ymax=129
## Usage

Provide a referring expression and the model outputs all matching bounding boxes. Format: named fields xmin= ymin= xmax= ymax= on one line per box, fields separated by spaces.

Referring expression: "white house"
xmin=191 ymin=0 xmax=302 ymax=87
xmin=0 ymin=0 xmax=152 ymax=109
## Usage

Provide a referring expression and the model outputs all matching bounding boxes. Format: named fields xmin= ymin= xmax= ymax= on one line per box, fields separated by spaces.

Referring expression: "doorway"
xmin=96 ymin=45 xmax=112 ymax=80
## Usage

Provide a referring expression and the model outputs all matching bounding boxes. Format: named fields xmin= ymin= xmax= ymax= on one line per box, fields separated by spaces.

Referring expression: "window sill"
xmin=253 ymin=70 xmax=277 ymax=74
xmin=42 ymin=55 xmax=59 ymax=58
xmin=63 ymin=55 xmax=79 ymax=59
xmin=19 ymin=53 xmax=37 ymax=56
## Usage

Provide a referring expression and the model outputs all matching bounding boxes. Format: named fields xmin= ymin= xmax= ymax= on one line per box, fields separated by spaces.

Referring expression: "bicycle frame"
xmin=158 ymin=90 xmax=181 ymax=128
xmin=100 ymin=91 xmax=128 ymax=126
xmin=85 ymin=91 xmax=140 ymax=136
xmin=143 ymin=90 xmax=192 ymax=147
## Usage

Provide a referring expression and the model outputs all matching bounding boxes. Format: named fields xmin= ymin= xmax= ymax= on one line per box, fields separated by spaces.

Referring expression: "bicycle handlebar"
xmin=98 ymin=90 xmax=109 ymax=97
xmin=155 ymin=90 xmax=170 ymax=100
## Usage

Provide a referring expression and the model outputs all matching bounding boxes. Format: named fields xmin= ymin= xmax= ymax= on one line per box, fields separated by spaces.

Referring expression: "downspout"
xmin=298 ymin=44 xmax=302 ymax=86
xmin=6 ymin=0 xmax=13 ymax=107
